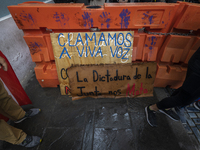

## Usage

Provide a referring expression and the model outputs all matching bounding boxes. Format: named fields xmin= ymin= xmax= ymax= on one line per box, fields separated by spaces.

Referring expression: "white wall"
xmin=0 ymin=17 xmax=35 ymax=88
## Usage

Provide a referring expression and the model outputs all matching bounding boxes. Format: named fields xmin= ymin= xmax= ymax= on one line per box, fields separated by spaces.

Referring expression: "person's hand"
xmin=0 ymin=56 xmax=8 ymax=71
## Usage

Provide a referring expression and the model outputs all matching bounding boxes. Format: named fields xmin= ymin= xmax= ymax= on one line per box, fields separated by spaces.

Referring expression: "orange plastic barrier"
xmin=8 ymin=3 xmax=178 ymax=32
xmin=143 ymin=34 xmax=164 ymax=61
xmin=23 ymin=35 xmax=50 ymax=62
xmin=183 ymin=37 xmax=200 ymax=64
xmin=44 ymin=32 xmax=55 ymax=61
xmin=173 ymin=3 xmax=200 ymax=31
xmin=154 ymin=63 xmax=187 ymax=89
xmin=157 ymin=35 xmax=200 ymax=64
xmin=34 ymin=62 xmax=59 ymax=87
xmin=8 ymin=2 xmax=179 ymax=65
xmin=133 ymin=33 xmax=165 ymax=61
xmin=7 ymin=2 xmax=200 ymax=89
xmin=23 ymin=30 xmax=56 ymax=62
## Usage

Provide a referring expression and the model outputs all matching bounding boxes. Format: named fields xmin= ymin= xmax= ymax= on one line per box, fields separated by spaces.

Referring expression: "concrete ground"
xmin=0 ymin=74 xmax=200 ymax=150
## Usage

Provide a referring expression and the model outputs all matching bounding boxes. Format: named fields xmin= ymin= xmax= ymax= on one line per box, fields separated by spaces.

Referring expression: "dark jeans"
xmin=156 ymin=48 xmax=200 ymax=110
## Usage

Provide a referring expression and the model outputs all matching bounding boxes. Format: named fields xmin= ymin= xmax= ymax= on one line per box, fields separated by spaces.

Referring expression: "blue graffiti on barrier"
xmin=148 ymin=36 xmax=157 ymax=46
xmin=20 ymin=11 xmax=35 ymax=25
xmin=119 ymin=9 xmax=130 ymax=29
xmin=145 ymin=36 xmax=157 ymax=55
xmin=53 ymin=12 xmax=69 ymax=27
xmin=164 ymin=10 xmax=172 ymax=28
xmin=82 ymin=12 xmax=93 ymax=28
xmin=99 ymin=12 xmax=111 ymax=29
xmin=29 ymin=42 xmax=42 ymax=55
xmin=142 ymin=11 xmax=155 ymax=25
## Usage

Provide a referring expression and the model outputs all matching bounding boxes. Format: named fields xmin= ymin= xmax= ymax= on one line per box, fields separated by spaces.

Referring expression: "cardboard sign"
xmin=50 ymin=31 xmax=134 ymax=95
xmin=67 ymin=62 xmax=156 ymax=100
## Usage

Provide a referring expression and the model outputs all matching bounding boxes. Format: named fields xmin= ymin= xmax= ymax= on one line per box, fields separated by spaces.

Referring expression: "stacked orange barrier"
xmin=155 ymin=2 xmax=200 ymax=88
xmin=34 ymin=62 xmax=59 ymax=87
xmin=7 ymin=2 xmax=200 ymax=89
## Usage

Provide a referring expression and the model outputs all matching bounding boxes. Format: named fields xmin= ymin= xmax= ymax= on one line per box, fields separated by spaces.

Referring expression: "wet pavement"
xmin=0 ymin=74 xmax=199 ymax=150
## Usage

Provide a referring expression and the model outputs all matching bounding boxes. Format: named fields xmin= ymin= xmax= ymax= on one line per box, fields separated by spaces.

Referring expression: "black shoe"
xmin=145 ymin=106 xmax=157 ymax=127
xmin=194 ymin=101 xmax=200 ymax=110
xmin=18 ymin=135 xmax=42 ymax=148
xmin=159 ymin=109 xmax=180 ymax=121
xmin=15 ymin=108 xmax=41 ymax=123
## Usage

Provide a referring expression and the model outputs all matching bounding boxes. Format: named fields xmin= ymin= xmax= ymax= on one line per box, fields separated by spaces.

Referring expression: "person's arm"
xmin=0 ymin=56 xmax=8 ymax=71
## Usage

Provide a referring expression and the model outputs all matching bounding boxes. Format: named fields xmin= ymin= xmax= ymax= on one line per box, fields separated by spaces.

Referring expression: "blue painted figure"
xmin=82 ymin=12 xmax=93 ymax=28
xmin=53 ymin=12 xmax=69 ymax=27
xmin=28 ymin=42 xmax=42 ymax=55
xmin=99 ymin=12 xmax=111 ymax=29
xmin=20 ymin=11 xmax=35 ymax=25
xmin=119 ymin=9 xmax=130 ymax=29
xmin=142 ymin=11 xmax=155 ymax=25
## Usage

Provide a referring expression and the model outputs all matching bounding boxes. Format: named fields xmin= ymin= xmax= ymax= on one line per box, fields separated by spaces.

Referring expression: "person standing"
xmin=0 ymin=56 xmax=42 ymax=148
xmin=145 ymin=47 xmax=200 ymax=127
